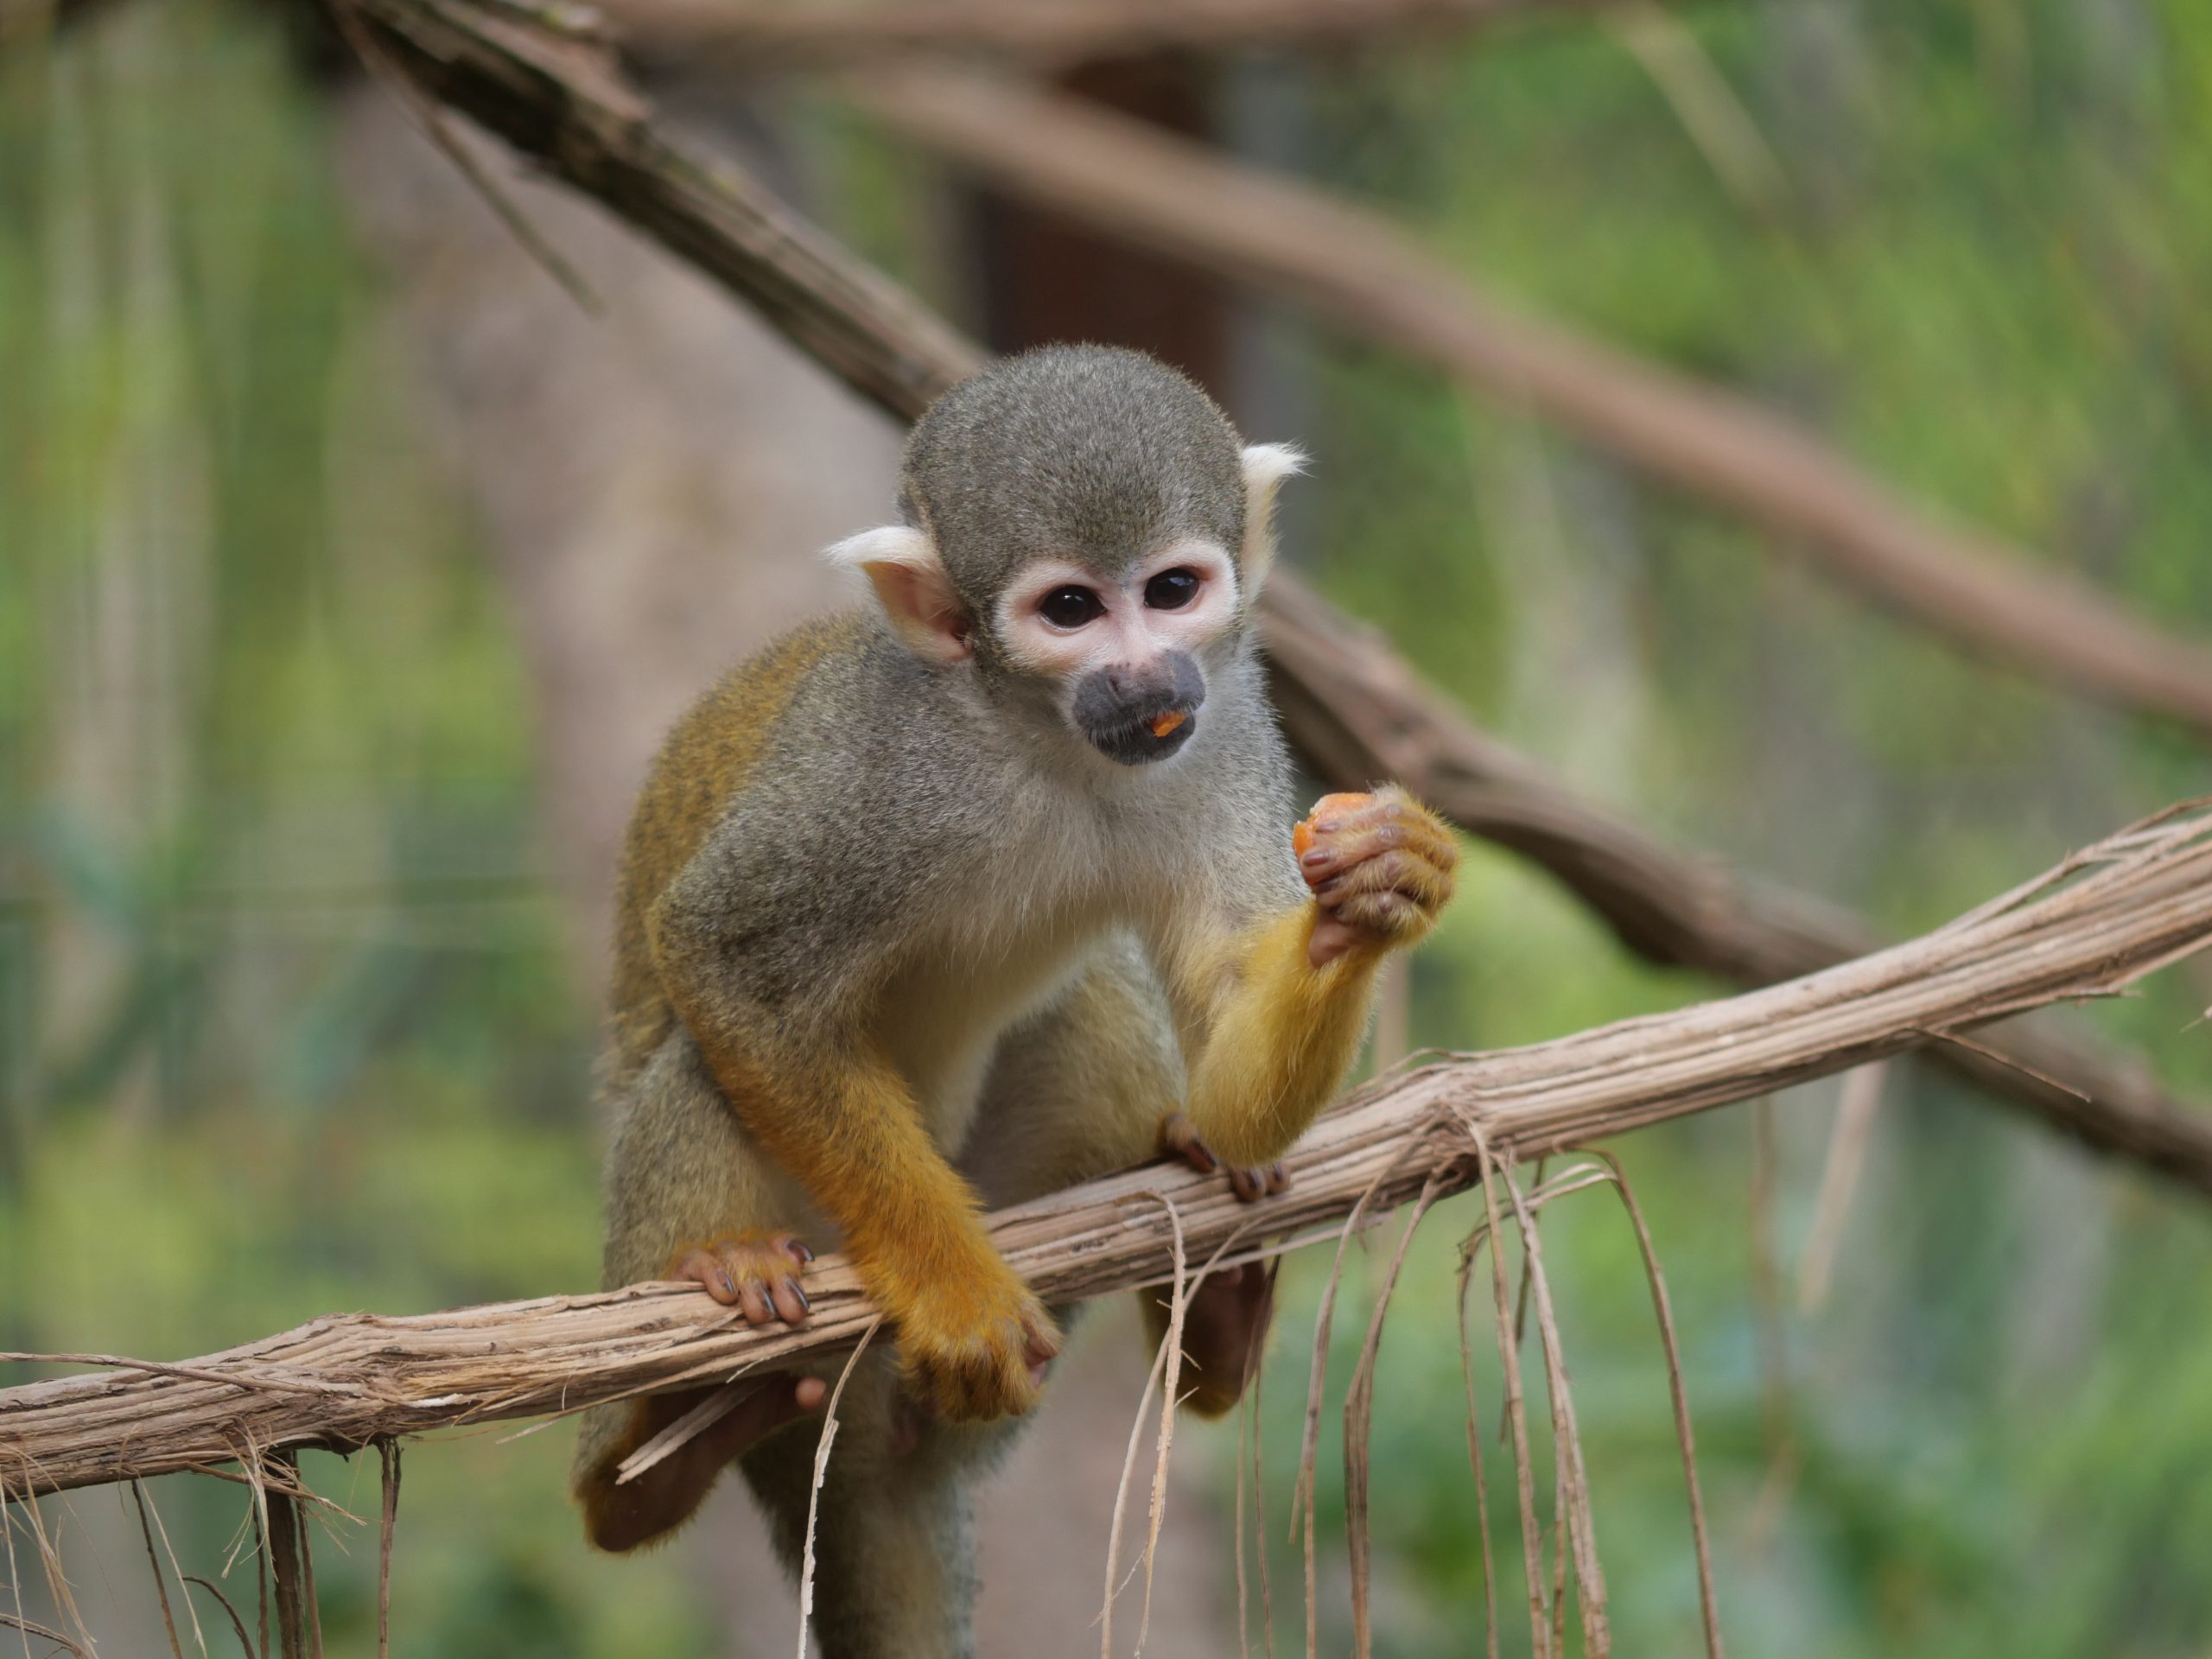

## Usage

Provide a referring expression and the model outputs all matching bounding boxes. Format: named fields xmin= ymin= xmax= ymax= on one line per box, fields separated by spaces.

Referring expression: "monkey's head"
xmin=825 ymin=344 xmax=1304 ymax=768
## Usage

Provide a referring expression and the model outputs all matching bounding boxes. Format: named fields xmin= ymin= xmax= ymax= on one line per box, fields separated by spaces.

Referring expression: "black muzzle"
xmin=1072 ymin=652 xmax=1206 ymax=766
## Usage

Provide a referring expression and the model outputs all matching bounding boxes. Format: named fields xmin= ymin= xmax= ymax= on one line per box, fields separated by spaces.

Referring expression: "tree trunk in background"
xmin=332 ymin=85 xmax=1232 ymax=1657
xmin=968 ymin=54 xmax=1234 ymax=385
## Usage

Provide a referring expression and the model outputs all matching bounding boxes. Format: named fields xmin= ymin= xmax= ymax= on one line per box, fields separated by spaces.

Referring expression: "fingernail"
xmin=791 ymin=1240 xmax=815 ymax=1262
xmin=1300 ymin=849 xmax=1331 ymax=867
xmin=786 ymin=1278 xmax=810 ymax=1312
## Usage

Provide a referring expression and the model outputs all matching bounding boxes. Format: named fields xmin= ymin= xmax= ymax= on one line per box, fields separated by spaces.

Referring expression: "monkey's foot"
xmin=579 ymin=1374 xmax=828 ymax=1554
xmin=1294 ymin=786 xmax=1459 ymax=968
xmin=669 ymin=1231 xmax=814 ymax=1327
xmin=1150 ymin=1260 xmax=1277 ymax=1419
xmin=1159 ymin=1110 xmax=1290 ymax=1204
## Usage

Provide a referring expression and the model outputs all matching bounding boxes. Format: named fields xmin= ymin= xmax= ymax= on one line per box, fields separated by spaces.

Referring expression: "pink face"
xmin=992 ymin=537 xmax=1242 ymax=683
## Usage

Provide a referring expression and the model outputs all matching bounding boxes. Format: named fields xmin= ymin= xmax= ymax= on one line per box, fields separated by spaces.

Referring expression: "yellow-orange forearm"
xmin=1179 ymin=906 xmax=1384 ymax=1170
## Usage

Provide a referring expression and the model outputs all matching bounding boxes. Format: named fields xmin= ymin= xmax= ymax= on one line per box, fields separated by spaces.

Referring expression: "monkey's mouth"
xmin=1084 ymin=705 xmax=1198 ymax=766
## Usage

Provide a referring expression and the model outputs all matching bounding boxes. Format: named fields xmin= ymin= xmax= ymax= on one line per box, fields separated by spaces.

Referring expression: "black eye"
xmin=1039 ymin=585 xmax=1105 ymax=629
xmin=1144 ymin=568 xmax=1201 ymax=611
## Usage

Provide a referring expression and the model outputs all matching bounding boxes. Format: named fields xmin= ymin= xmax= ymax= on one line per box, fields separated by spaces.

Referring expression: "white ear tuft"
xmin=1239 ymin=443 xmax=1308 ymax=594
xmin=822 ymin=524 xmax=935 ymax=573
xmin=822 ymin=524 xmax=973 ymax=664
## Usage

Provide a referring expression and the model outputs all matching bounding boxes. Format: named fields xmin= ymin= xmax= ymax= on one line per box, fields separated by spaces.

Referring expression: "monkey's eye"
xmin=1039 ymin=586 xmax=1106 ymax=629
xmin=1143 ymin=569 xmax=1202 ymax=611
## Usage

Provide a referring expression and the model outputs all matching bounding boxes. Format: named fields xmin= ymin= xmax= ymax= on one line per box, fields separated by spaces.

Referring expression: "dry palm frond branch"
xmin=5 ymin=804 xmax=2212 ymax=1499
xmin=607 ymin=0 xmax=1606 ymax=73
xmin=331 ymin=0 xmax=2212 ymax=1196
xmin=848 ymin=68 xmax=2212 ymax=742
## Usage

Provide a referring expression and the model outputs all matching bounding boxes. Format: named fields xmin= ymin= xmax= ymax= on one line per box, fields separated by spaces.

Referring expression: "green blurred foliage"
xmin=5 ymin=0 xmax=2212 ymax=1655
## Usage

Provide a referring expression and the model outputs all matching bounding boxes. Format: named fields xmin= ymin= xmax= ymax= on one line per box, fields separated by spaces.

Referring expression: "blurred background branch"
xmin=610 ymin=0 xmax=1612 ymax=73
xmin=849 ymin=65 xmax=2212 ymax=741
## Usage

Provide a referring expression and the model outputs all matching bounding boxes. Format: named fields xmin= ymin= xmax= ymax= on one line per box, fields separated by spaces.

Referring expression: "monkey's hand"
xmin=1294 ymin=786 xmax=1459 ymax=969
xmin=1159 ymin=1109 xmax=1290 ymax=1204
xmin=670 ymin=1230 xmax=815 ymax=1327
xmin=878 ymin=1247 xmax=1061 ymax=1423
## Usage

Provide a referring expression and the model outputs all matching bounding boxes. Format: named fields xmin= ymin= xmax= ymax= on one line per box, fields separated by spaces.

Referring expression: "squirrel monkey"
xmin=571 ymin=345 xmax=1457 ymax=1653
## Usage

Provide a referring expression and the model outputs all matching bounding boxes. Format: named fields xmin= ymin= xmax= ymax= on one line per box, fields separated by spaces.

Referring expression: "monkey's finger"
xmin=1157 ymin=1110 xmax=1218 ymax=1174
xmin=766 ymin=1231 xmax=816 ymax=1272
xmin=770 ymin=1274 xmax=810 ymax=1325
xmin=1333 ymin=890 xmax=1433 ymax=943
xmin=1313 ymin=849 xmax=1445 ymax=913
xmin=674 ymin=1249 xmax=744 ymax=1306
xmin=735 ymin=1279 xmax=776 ymax=1326
xmin=1265 ymin=1161 xmax=1291 ymax=1196
xmin=1023 ymin=1321 xmax=1062 ymax=1373
xmin=1301 ymin=813 xmax=1457 ymax=887
xmin=1229 ymin=1164 xmax=1266 ymax=1204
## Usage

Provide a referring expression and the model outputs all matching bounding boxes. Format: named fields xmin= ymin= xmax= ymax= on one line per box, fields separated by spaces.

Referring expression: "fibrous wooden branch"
xmin=608 ymin=0 xmax=1604 ymax=73
xmin=849 ymin=67 xmax=2212 ymax=742
xmin=334 ymin=0 xmax=2212 ymax=1194
xmin=7 ymin=804 xmax=2211 ymax=1497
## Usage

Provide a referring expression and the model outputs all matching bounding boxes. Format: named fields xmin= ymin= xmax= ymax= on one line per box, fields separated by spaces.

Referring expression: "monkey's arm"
xmin=1156 ymin=786 xmax=1457 ymax=1171
xmin=648 ymin=868 xmax=1056 ymax=1423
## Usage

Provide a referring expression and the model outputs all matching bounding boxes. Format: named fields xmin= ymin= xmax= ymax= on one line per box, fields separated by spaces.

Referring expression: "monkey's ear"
xmin=1239 ymin=443 xmax=1307 ymax=594
xmin=823 ymin=525 xmax=974 ymax=664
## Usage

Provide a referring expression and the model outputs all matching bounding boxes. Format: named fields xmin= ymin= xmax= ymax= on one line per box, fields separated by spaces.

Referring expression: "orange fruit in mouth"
xmin=1149 ymin=709 xmax=1189 ymax=740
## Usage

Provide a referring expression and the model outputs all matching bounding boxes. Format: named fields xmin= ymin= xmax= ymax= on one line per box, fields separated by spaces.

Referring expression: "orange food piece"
xmin=1293 ymin=792 xmax=1373 ymax=857
xmin=1149 ymin=709 xmax=1189 ymax=739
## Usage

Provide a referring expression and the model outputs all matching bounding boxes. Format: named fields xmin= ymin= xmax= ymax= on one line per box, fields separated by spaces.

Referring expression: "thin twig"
xmin=375 ymin=1440 xmax=400 ymax=1659
xmin=140 ymin=1482 xmax=210 ymax=1657
xmin=1136 ymin=1197 xmax=1197 ymax=1656
xmin=1472 ymin=1132 xmax=1554 ymax=1658
xmin=1496 ymin=1160 xmax=1610 ymax=1655
xmin=1100 ymin=1336 xmax=1171 ymax=1658
xmin=0 ymin=1615 xmax=86 ymax=1659
xmin=1797 ymin=1065 xmax=1885 ymax=1314
xmin=1452 ymin=1231 xmax=1503 ymax=1659
xmin=1589 ymin=1153 xmax=1725 ymax=1659
xmin=131 ymin=1482 xmax=188 ymax=1659
xmin=328 ymin=0 xmax=601 ymax=308
xmin=1249 ymin=1313 xmax=1277 ymax=1659
xmin=181 ymin=1580 xmax=254 ymax=1659
xmin=1342 ymin=1176 xmax=1445 ymax=1659
xmin=793 ymin=1319 xmax=881 ymax=1659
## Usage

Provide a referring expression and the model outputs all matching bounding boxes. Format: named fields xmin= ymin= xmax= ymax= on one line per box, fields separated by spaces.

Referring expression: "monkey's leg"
xmin=573 ymin=1032 xmax=828 ymax=1553
xmin=965 ymin=935 xmax=1283 ymax=1421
